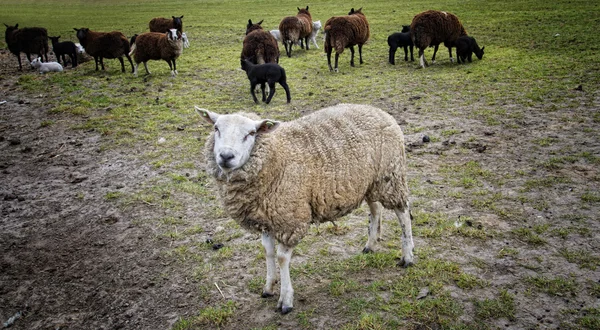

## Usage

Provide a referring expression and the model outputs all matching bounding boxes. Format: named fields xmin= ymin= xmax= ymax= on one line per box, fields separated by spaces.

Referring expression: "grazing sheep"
xmin=278 ymin=6 xmax=313 ymax=57
xmin=324 ymin=8 xmax=370 ymax=72
xmin=4 ymin=23 xmax=49 ymax=70
xmin=149 ymin=15 xmax=184 ymax=34
xmin=410 ymin=10 xmax=467 ymax=68
xmin=455 ymin=35 xmax=484 ymax=64
xmin=195 ymin=103 xmax=414 ymax=314
xmin=181 ymin=32 xmax=190 ymax=48
xmin=74 ymin=27 xmax=134 ymax=73
xmin=240 ymin=58 xmax=291 ymax=104
xmin=388 ymin=25 xmax=414 ymax=64
xmin=48 ymin=36 xmax=77 ymax=68
xmin=241 ymin=19 xmax=280 ymax=65
xmin=30 ymin=57 xmax=63 ymax=73
xmin=130 ymin=29 xmax=183 ymax=77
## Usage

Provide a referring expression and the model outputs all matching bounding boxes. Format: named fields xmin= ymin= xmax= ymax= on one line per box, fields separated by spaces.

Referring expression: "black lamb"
xmin=49 ymin=36 xmax=77 ymax=68
xmin=388 ymin=25 xmax=413 ymax=64
xmin=455 ymin=36 xmax=485 ymax=64
xmin=241 ymin=58 xmax=291 ymax=104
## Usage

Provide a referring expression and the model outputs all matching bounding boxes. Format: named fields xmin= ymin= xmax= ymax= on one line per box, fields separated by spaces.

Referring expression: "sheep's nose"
xmin=219 ymin=152 xmax=235 ymax=166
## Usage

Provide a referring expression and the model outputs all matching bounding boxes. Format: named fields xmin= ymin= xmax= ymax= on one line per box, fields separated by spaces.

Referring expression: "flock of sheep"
xmin=3 ymin=7 xmax=486 ymax=315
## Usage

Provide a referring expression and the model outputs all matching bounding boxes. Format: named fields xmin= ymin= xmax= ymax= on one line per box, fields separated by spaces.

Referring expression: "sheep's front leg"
xmin=260 ymin=83 xmax=267 ymax=102
xmin=363 ymin=201 xmax=383 ymax=253
xmin=447 ymin=46 xmax=454 ymax=63
xmin=349 ymin=46 xmax=355 ymax=67
xmin=118 ymin=56 xmax=125 ymax=72
xmin=143 ymin=62 xmax=151 ymax=75
xmin=277 ymin=244 xmax=294 ymax=314
xmin=394 ymin=204 xmax=414 ymax=267
xmin=327 ymin=48 xmax=334 ymax=72
xmin=261 ymin=232 xmax=276 ymax=297
xmin=358 ymin=44 xmax=364 ymax=64
xmin=389 ymin=45 xmax=397 ymax=65
xmin=431 ymin=45 xmax=439 ymax=64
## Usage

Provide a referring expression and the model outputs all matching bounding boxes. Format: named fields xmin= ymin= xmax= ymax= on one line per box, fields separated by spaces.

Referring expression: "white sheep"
xmin=30 ymin=57 xmax=63 ymax=73
xmin=196 ymin=103 xmax=414 ymax=314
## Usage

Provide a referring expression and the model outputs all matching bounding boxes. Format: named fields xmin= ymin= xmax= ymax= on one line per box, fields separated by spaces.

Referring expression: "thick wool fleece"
xmin=241 ymin=29 xmax=280 ymax=64
xmin=78 ymin=30 xmax=129 ymax=59
xmin=324 ymin=12 xmax=370 ymax=54
xmin=410 ymin=10 xmax=467 ymax=50
xmin=279 ymin=9 xmax=312 ymax=44
xmin=133 ymin=32 xmax=182 ymax=64
xmin=204 ymin=104 xmax=409 ymax=247
xmin=149 ymin=17 xmax=182 ymax=34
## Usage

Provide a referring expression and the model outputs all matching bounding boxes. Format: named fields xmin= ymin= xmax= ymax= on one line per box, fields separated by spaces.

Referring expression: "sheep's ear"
xmin=257 ymin=20 xmax=263 ymax=25
xmin=350 ymin=8 xmax=355 ymax=13
xmin=180 ymin=15 xmax=184 ymax=19
xmin=297 ymin=7 xmax=300 ymax=11
xmin=195 ymin=106 xmax=219 ymax=125
xmin=74 ymin=28 xmax=79 ymax=32
xmin=15 ymin=23 xmax=18 ymax=28
xmin=255 ymin=119 xmax=280 ymax=135
xmin=306 ymin=6 xmax=309 ymax=10
xmin=3 ymin=23 xmax=8 ymax=28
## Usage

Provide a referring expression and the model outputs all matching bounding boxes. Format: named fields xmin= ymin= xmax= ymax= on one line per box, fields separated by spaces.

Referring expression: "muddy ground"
xmin=1 ymin=49 xmax=599 ymax=330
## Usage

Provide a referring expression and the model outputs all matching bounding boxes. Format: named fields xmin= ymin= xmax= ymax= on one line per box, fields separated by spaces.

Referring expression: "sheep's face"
xmin=401 ymin=25 xmax=410 ymax=33
xmin=167 ymin=29 xmax=179 ymax=41
xmin=74 ymin=28 xmax=89 ymax=42
xmin=196 ymin=107 xmax=280 ymax=173
xmin=30 ymin=58 xmax=41 ymax=68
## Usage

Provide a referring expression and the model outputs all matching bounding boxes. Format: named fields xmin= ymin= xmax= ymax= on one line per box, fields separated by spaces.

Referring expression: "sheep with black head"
xmin=4 ymin=23 xmax=49 ymax=70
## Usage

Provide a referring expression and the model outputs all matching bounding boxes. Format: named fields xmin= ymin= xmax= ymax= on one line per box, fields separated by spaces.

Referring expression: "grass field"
xmin=1 ymin=0 xmax=599 ymax=329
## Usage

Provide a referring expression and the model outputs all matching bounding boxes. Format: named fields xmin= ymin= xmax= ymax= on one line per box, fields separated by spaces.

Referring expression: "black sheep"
xmin=241 ymin=58 xmax=291 ymax=104
xmin=455 ymin=36 xmax=484 ymax=64
xmin=4 ymin=23 xmax=49 ymax=70
xmin=388 ymin=25 xmax=413 ymax=64
xmin=49 ymin=36 xmax=77 ymax=68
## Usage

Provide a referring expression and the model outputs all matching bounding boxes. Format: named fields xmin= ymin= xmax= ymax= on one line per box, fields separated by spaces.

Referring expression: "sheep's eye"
xmin=248 ymin=131 xmax=256 ymax=136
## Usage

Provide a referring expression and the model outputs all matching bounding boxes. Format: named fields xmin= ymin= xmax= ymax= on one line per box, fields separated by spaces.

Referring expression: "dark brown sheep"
xmin=278 ymin=6 xmax=313 ymax=57
xmin=4 ymin=23 xmax=49 ymax=70
xmin=241 ymin=19 xmax=280 ymax=65
xmin=149 ymin=16 xmax=184 ymax=34
xmin=130 ymin=29 xmax=183 ymax=77
xmin=410 ymin=10 xmax=467 ymax=68
xmin=74 ymin=28 xmax=134 ymax=73
xmin=324 ymin=8 xmax=370 ymax=72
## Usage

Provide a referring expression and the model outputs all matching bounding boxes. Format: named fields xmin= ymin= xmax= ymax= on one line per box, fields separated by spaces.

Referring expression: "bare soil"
xmin=1 ymin=49 xmax=599 ymax=330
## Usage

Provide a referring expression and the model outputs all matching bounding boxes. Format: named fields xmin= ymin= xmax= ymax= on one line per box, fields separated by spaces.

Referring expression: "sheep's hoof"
xmin=261 ymin=291 xmax=274 ymax=298
xmin=397 ymin=257 xmax=414 ymax=268
xmin=362 ymin=247 xmax=374 ymax=254
xmin=280 ymin=306 xmax=293 ymax=315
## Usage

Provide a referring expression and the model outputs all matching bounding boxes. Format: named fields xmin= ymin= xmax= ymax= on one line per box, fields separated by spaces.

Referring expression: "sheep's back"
xmin=324 ymin=14 xmax=370 ymax=53
xmin=411 ymin=10 xmax=467 ymax=48
xmin=242 ymin=30 xmax=279 ymax=64
xmin=12 ymin=27 xmax=48 ymax=54
xmin=149 ymin=18 xmax=173 ymax=33
xmin=84 ymin=31 xmax=129 ymax=58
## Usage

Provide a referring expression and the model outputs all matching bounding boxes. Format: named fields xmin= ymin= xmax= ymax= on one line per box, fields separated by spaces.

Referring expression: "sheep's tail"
xmin=323 ymin=25 xmax=332 ymax=53
xmin=128 ymin=42 xmax=136 ymax=57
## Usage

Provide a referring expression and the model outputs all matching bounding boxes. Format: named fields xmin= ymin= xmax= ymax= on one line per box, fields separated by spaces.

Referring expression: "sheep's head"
xmin=4 ymin=23 xmax=18 ymax=37
xmin=166 ymin=28 xmax=179 ymax=41
xmin=475 ymin=45 xmax=485 ymax=60
xmin=297 ymin=6 xmax=310 ymax=15
xmin=196 ymin=106 xmax=280 ymax=173
xmin=49 ymin=36 xmax=60 ymax=44
xmin=74 ymin=28 xmax=89 ymax=42
xmin=172 ymin=15 xmax=184 ymax=30
xmin=30 ymin=57 xmax=41 ymax=68
xmin=349 ymin=7 xmax=364 ymax=15
xmin=401 ymin=25 xmax=410 ymax=33
xmin=313 ymin=20 xmax=322 ymax=31
xmin=246 ymin=19 xmax=264 ymax=35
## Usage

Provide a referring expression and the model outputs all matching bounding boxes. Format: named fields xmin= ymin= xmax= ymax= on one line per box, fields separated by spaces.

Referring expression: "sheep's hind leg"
xmin=260 ymin=83 xmax=267 ymax=102
xmin=250 ymin=82 xmax=259 ymax=103
xmin=394 ymin=204 xmax=414 ymax=267
xmin=118 ymin=56 xmax=125 ymax=72
xmin=280 ymin=80 xmax=291 ymax=103
xmin=349 ymin=46 xmax=355 ymax=67
xmin=418 ymin=49 xmax=426 ymax=68
xmin=327 ymin=48 xmax=334 ymax=72
xmin=358 ymin=44 xmax=364 ymax=64
xmin=431 ymin=45 xmax=439 ymax=64
xmin=143 ymin=62 xmax=151 ymax=75
xmin=265 ymin=82 xmax=276 ymax=104
xmin=363 ymin=201 xmax=383 ymax=253
xmin=261 ymin=232 xmax=276 ymax=298
xmin=277 ymin=244 xmax=294 ymax=314
xmin=165 ymin=59 xmax=175 ymax=76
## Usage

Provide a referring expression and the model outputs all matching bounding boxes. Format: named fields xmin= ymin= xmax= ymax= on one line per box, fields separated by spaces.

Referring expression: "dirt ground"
xmin=1 ymin=48 xmax=599 ymax=330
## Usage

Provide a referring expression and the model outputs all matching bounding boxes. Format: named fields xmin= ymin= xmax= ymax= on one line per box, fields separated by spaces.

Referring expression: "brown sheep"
xmin=241 ymin=19 xmax=280 ymax=65
xmin=4 ymin=24 xmax=49 ymax=70
xmin=130 ymin=29 xmax=183 ymax=77
xmin=324 ymin=7 xmax=370 ymax=72
xmin=278 ymin=6 xmax=313 ymax=57
xmin=149 ymin=16 xmax=184 ymax=34
xmin=410 ymin=10 xmax=467 ymax=68
xmin=74 ymin=28 xmax=134 ymax=73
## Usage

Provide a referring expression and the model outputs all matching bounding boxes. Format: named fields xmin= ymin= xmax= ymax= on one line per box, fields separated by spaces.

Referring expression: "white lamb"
xmin=181 ymin=32 xmax=190 ymax=48
xmin=269 ymin=29 xmax=281 ymax=42
xmin=196 ymin=103 xmax=414 ymax=314
xmin=30 ymin=57 xmax=63 ymax=73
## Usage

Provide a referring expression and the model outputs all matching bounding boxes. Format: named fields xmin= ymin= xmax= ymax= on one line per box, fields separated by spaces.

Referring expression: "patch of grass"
xmin=104 ymin=191 xmax=123 ymax=200
xmin=329 ymin=278 xmax=360 ymax=296
xmin=511 ymin=227 xmax=547 ymax=245
xmin=173 ymin=300 xmax=236 ymax=329
xmin=474 ymin=290 xmax=516 ymax=321
xmin=581 ymin=191 xmax=600 ymax=203
xmin=521 ymin=176 xmax=570 ymax=192
xmin=497 ymin=248 xmax=519 ymax=258
xmin=455 ymin=273 xmax=487 ymax=290
xmin=525 ymin=275 xmax=578 ymax=297
xmin=297 ymin=308 xmax=316 ymax=329
xmin=558 ymin=248 xmax=599 ymax=270
xmin=341 ymin=313 xmax=391 ymax=330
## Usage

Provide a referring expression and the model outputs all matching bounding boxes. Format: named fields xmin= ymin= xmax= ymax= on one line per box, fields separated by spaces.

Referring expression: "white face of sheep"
xmin=167 ymin=28 xmax=179 ymax=41
xmin=195 ymin=107 xmax=280 ymax=172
